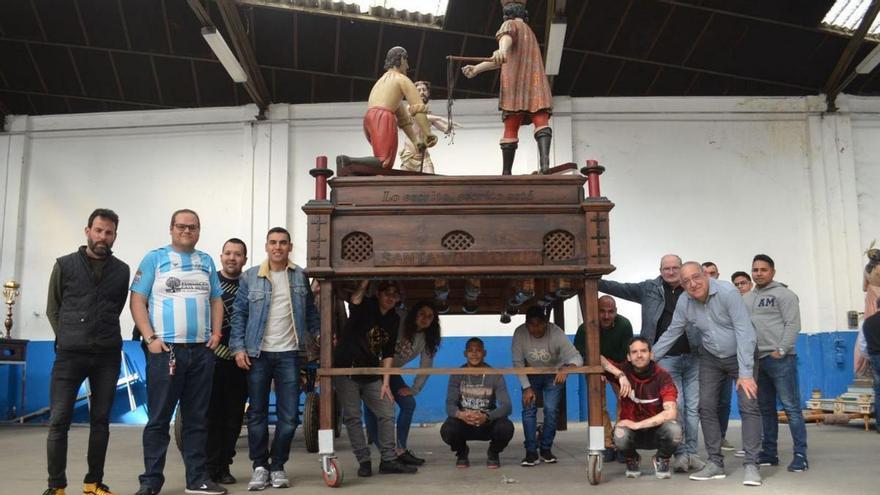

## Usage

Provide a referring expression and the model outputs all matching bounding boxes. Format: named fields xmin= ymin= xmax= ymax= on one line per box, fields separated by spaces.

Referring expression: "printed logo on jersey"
xmin=165 ymin=276 xmax=209 ymax=294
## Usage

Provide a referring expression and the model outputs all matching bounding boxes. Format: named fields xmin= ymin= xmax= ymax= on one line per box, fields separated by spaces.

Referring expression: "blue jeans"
xmin=364 ymin=374 xmax=416 ymax=449
xmin=521 ymin=374 xmax=562 ymax=453
xmin=140 ymin=344 xmax=215 ymax=491
xmin=658 ymin=354 xmax=700 ymax=456
xmin=871 ymin=354 xmax=880 ymax=432
xmin=246 ymin=351 xmax=302 ymax=471
xmin=757 ymin=354 xmax=807 ymax=458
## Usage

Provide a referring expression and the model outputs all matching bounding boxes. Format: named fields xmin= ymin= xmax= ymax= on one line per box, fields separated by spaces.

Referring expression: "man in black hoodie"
xmin=44 ymin=208 xmax=130 ymax=495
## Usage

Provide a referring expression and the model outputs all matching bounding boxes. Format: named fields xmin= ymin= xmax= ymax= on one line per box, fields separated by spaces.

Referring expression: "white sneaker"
xmin=270 ymin=470 xmax=290 ymax=488
xmin=248 ymin=467 xmax=269 ymax=491
xmin=743 ymin=464 xmax=763 ymax=487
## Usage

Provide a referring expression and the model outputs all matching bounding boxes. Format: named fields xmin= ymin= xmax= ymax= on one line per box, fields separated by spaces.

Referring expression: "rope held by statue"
xmin=445 ymin=56 xmax=493 ymax=143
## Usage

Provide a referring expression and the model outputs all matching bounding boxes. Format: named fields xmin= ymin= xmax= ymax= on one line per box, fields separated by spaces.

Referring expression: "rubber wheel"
xmin=322 ymin=457 xmax=343 ymax=488
xmin=586 ymin=453 xmax=602 ymax=485
xmin=173 ymin=403 xmax=183 ymax=451
xmin=303 ymin=391 xmax=320 ymax=453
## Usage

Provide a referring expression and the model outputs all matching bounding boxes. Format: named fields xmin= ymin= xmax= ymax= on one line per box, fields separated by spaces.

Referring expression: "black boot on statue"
xmin=535 ymin=127 xmax=552 ymax=174
xmin=500 ymin=142 xmax=518 ymax=175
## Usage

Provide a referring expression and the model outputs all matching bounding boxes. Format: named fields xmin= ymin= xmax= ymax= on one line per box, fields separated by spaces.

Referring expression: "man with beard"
xmin=44 ymin=208 xmax=130 ymax=495
xmin=205 ymin=238 xmax=248 ymax=485
xmin=612 ymin=337 xmax=682 ymax=480
xmin=398 ymin=81 xmax=459 ymax=174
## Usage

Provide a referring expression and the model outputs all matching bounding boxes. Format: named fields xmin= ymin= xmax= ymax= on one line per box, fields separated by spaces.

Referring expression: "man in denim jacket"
xmin=229 ymin=227 xmax=320 ymax=490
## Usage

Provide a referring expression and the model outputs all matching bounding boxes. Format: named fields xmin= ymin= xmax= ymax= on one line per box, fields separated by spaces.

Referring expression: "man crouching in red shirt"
xmin=611 ymin=337 xmax=683 ymax=479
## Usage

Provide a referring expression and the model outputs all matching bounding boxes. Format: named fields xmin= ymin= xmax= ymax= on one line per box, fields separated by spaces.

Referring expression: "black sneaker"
xmin=653 ymin=455 xmax=671 ymax=479
xmin=625 ymin=455 xmax=641 ymax=478
xmin=521 ymin=450 xmax=540 ymax=467
xmin=456 ymin=455 xmax=470 ymax=468
xmin=379 ymin=460 xmax=418 ymax=474
xmin=487 ymin=450 xmax=501 ymax=469
xmin=134 ymin=486 xmax=159 ymax=495
xmin=397 ymin=449 xmax=426 ymax=466
xmin=357 ymin=461 xmax=372 ymax=477
xmin=540 ymin=448 xmax=557 ymax=464
xmin=756 ymin=453 xmax=779 ymax=466
xmin=216 ymin=471 xmax=236 ymax=485
xmin=185 ymin=480 xmax=227 ymax=495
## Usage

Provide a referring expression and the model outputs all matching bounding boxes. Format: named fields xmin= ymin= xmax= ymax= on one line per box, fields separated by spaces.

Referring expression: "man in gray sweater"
xmin=440 ymin=338 xmax=514 ymax=469
xmin=743 ymin=254 xmax=808 ymax=473
xmin=511 ymin=306 xmax=583 ymax=466
xmin=653 ymin=262 xmax=762 ymax=487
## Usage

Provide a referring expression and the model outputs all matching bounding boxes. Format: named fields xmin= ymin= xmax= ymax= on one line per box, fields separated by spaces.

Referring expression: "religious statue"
xmin=461 ymin=0 xmax=553 ymax=175
xmin=337 ymin=46 xmax=437 ymax=170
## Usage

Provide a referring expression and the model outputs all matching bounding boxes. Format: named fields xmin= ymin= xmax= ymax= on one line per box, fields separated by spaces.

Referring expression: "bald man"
xmin=598 ymin=254 xmax=704 ymax=473
xmin=574 ymin=295 xmax=633 ymax=460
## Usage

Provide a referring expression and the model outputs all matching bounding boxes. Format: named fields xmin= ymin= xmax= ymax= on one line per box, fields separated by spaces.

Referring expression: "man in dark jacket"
xmin=598 ymin=254 xmax=704 ymax=473
xmin=44 ymin=208 xmax=130 ymax=495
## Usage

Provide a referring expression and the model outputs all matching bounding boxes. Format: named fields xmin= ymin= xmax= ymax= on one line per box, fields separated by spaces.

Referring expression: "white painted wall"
xmin=2 ymin=94 xmax=880 ymax=341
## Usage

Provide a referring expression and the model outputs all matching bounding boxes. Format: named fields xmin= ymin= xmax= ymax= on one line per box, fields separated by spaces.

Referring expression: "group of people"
xmin=42 ymin=207 xmax=812 ymax=495
xmin=583 ymin=254 xmax=809 ymax=486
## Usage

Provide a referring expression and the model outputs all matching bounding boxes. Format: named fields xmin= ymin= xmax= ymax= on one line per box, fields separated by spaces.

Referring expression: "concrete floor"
xmin=4 ymin=421 xmax=876 ymax=495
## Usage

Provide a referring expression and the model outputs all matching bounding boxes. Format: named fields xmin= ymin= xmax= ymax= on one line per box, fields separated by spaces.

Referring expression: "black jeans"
xmin=205 ymin=358 xmax=248 ymax=476
xmin=440 ymin=417 xmax=514 ymax=456
xmin=47 ymin=350 xmax=121 ymax=489
xmin=613 ymin=421 xmax=682 ymax=460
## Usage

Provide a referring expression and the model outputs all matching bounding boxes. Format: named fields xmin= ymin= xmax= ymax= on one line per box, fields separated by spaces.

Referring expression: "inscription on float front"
xmin=381 ymin=189 xmax=536 ymax=204
xmin=376 ymin=250 xmax=543 ymax=267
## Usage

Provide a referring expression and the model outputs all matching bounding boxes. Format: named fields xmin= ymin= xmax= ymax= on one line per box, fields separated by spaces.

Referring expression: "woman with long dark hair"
xmin=365 ymin=300 xmax=441 ymax=465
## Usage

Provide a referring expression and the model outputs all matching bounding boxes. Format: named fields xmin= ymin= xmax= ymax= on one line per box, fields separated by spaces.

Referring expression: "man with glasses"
xmin=131 ymin=209 xmax=226 ymax=495
xmin=653 ymin=262 xmax=762 ymax=486
xmin=732 ymin=272 xmax=754 ymax=295
xmin=599 ymin=254 xmax=704 ymax=473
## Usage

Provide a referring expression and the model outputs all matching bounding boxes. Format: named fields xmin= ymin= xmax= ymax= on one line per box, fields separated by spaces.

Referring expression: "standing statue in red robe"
xmin=462 ymin=0 xmax=553 ymax=175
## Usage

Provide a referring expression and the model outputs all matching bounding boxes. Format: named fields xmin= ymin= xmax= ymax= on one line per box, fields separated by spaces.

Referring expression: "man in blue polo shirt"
xmin=131 ymin=209 xmax=225 ymax=495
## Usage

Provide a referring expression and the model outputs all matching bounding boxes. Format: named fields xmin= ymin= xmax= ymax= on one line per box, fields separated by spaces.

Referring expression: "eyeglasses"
xmin=680 ymin=273 xmax=705 ymax=288
xmin=734 ymin=280 xmax=751 ymax=287
xmin=173 ymin=223 xmax=200 ymax=232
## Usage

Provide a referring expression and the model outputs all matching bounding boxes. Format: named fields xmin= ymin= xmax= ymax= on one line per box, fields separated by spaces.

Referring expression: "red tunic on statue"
xmin=363 ymin=106 xmax=398 ymax=168
xmin=496 ymin=18 xmax=553 ymax=120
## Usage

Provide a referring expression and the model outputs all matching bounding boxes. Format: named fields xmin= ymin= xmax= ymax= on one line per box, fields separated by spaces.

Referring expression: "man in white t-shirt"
xmin=230 ymin=227 xmax=320 ymax=491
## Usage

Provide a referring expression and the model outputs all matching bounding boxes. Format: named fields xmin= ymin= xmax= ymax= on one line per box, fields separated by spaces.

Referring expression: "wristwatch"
xmin=145 ymin=334 xmax=159 ymax=345
xmin=776 ymin=347 xmax=786 ymax=357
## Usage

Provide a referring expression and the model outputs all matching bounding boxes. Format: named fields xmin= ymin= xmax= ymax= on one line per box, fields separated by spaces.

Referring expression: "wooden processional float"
xmin=302 ymin=158 xmax=614 ymax=486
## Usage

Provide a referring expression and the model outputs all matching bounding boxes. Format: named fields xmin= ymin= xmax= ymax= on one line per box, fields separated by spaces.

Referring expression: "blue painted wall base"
xmin=0 ymin=331 xmax=861 ymax=425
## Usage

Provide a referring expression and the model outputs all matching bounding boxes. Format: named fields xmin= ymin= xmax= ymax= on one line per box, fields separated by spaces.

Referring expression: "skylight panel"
xmin=822 ymin=0 xmax=880 ymax=38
